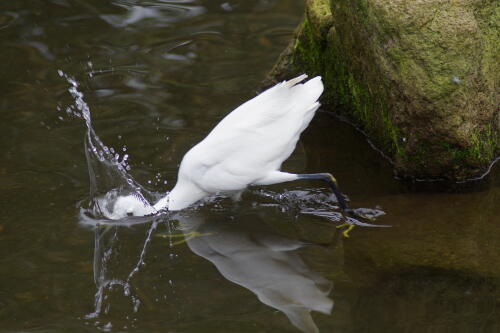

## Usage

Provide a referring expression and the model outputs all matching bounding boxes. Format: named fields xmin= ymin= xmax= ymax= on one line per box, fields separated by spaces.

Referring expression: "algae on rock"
xmin=269 ymin=0 xmax=499 ymax=180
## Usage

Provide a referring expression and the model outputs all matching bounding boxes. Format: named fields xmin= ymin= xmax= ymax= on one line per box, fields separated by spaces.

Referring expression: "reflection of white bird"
xmin=173 ymin=215 xmax=334 ymax=333
xmin=152 ymin=74 xmax=347 ymax=212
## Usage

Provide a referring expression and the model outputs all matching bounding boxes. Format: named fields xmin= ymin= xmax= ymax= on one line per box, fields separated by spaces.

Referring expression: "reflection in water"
xmin=87 ymin=220 xmax=160 ymax=319
xmin=174 ymin=214 xmax=334 ymax=333
xmin=101 ymin=1 xmax=206 ymax=28
xmin=88 ymin=212 xmax=335 ymax=333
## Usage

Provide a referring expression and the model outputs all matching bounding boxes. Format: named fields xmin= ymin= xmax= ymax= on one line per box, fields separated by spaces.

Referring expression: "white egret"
xmin=154 ymin=74 xmax=347 ymax=211
xmin=109 ymin=74 xmax=348 ymax=218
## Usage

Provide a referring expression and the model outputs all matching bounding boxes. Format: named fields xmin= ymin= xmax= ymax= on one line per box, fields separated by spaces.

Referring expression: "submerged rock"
xmin=268 ymin=0 xmax=499 ymax=181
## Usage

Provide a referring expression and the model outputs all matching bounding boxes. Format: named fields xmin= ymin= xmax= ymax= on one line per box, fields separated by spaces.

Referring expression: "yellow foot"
xmin=156 ymin=231 xmax=213 ymax=246
xmin=336 ymin=223 xmax=355 ymax=238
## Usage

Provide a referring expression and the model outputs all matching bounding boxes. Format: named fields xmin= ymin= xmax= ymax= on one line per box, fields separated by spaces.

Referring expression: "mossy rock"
xmin=268 ymin=0 xmax=499 ymax=181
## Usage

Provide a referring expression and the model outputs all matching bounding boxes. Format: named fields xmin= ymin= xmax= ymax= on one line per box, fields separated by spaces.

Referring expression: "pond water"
xmin=1 ymin=1 xmax=499 ymax=332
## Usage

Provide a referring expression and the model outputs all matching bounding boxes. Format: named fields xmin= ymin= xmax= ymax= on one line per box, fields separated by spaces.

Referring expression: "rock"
xmin=268 ymin=0 xmax=499 ymax=181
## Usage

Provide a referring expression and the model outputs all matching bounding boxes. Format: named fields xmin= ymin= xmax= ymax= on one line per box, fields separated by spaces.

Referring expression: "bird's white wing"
xmin=179 ymin=75 xmax=324 ymax=193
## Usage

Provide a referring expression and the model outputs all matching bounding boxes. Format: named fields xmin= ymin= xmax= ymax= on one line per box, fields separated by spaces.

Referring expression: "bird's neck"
xmin=153 ymin=180 xmax=207 ymax=211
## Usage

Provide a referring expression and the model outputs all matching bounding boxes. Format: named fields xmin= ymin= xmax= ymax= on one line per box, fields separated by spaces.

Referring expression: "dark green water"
xmin=1 ymin=1 xmax=499 ymax=332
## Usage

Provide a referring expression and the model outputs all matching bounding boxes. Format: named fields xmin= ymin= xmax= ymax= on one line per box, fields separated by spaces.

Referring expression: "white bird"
xmin=108 ymin=74 xmax=347 ymax=218
xmin=154 ymin=74 xmax=347 ymax=211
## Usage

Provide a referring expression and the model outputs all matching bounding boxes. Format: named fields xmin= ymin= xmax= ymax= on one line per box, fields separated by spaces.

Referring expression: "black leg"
xmin=297 ymin=173 xmax=348 ymax=211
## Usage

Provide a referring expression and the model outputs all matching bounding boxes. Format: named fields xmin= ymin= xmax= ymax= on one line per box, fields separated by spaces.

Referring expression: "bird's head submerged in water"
xmin=105 ymin=194 xmax=157 ymax=219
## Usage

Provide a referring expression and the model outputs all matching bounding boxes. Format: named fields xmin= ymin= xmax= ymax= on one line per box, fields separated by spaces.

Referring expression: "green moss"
xmin=466 ymin=127 xmax=498 ymax=163
xmin=283 ymin=0 xmax=499 ymax=180
xmin=441 ymin=128 xmax=497 ymax=166
xmin=474 ymin=1 xmax=500 ymax=93
xmin=294 ymin=4 xmax=405 ymax=159
xmin=305 ymin=0 xmax=333 ymax=36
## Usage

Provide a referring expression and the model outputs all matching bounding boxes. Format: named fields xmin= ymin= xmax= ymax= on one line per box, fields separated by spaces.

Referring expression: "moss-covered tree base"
xmin=268 ymin=0 xmax=499 ymax=181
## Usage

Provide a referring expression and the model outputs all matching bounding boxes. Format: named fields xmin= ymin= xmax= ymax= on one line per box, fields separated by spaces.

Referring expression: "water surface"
xmin=1 ymin=1 xmax=499 ymax=332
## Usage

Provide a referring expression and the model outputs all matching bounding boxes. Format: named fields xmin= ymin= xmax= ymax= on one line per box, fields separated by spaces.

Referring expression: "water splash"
xmin=59 ymin=70 xmax=168 ymax=324
xmin=58 ymin=70 xmax=159 ymax=222
xmin=85 ymin=220 xmax=160 ymax=320
xmin=126 ymin=221 xmax=158 ymax=282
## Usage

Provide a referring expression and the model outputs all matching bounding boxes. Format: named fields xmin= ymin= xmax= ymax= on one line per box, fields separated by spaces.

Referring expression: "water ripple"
xmin=101 ymin=2 xmax=206 ymax=28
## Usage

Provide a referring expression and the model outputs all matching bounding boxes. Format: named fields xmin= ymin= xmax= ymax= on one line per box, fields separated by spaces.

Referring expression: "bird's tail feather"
xmin=282 ymin=74 xmax=308 ymax=88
